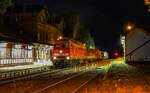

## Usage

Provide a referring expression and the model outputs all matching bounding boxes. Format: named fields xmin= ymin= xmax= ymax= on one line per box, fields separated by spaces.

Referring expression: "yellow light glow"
xmin=112 ymin=57 xmax=125 ymax=64
xmin=127 ymin=25 xmax=132 ymax=30
xmin=53 ymin=57 xmax=56 ymax=60
xmin=83 ymin=43 xmax=86 ymax=46
xmin=57 ymin=36 xmax=63 ymax=40
xmin=59 ymin=36 xmax=62 ymax=39
xmin=66 ymin=56 xmax=70 ymax=60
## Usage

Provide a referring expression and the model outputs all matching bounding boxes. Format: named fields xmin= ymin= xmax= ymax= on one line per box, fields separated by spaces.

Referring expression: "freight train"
xmin=51 ymin=39 xmax=103 ymax=67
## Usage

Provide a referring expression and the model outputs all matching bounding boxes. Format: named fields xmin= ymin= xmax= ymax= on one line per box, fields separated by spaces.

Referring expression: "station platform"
xmin=0 ymin=62 xmax=53 ymax=72
xmin=0 ymin=62 xmax=53 ymax=81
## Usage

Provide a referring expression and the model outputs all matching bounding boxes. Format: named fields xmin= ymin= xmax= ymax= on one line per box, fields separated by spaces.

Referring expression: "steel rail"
xmin=0 ymin=68 xmax=69 ymax=85
xmin=34 ymin=68 xmax=100 ymax=93
xmin=34 ymin=71 xmax=86 ymax=93
xmin=71 ymin=71 xmax=100 ymax=93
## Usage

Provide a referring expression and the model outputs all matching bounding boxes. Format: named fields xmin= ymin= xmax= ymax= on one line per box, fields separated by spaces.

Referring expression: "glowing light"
xmin=127 ymin=25 xmax=133 ymax=30
xmin=89 ymin=46 xmax=94 ymax=49
xmin=59 ymin=36 xmax=62 ymax=39
xmin=53 ymin=56 xmax=56 ymax=60
xmin=114 ymin=52 xmax=119 ymax=57
xmin=66 ymin=56 xmax=70 ymax=60
xmin=120 ymin=36 xmax=126 ymax=60
xmin=59 ymin=50 xmax=63 ymax=53
xmin=104 ymin=51 xmax=109 ymax=59
xmin=112 ymin=57 xmax=125 ymax=64
xmin=57 ymin=36 xmax=63 ymax=40
xmin=83 ymin=43 xmax=86 ymax=46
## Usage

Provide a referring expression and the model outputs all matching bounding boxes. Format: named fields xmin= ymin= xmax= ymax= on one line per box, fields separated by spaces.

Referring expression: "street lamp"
xmin=126 ymin=24 xmax=134 ymax=31
xmin=123 ymin=23 xmax=134 ymax=61
xmin=57 ymin=36 xmax=63 ymax=40
xmin=59 ymin=36 xmax=62 ymax=40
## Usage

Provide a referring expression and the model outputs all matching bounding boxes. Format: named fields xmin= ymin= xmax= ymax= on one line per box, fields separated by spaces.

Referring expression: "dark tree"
xmin=62 ymin=12 xmax=80 ymax=39
xmin=0 ymin=0 xmax=12 ymax=24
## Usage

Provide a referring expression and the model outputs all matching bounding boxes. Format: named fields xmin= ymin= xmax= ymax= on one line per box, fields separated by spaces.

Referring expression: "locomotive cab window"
xmin=54 ymin=43 xmax=69 ymax=48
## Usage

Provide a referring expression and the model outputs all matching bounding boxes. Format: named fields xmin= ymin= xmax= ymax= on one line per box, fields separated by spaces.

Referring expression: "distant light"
xmin=114 ymin=52 xmax=119 ymax=57
xmin=53 ymin=57 xmax=56 ymax=60
xmin=121 ymin=36 xmax=125 ymax=45
xmin=104 ymin=52 xmax=108 ymax=57
xmin=59 ymin=36 xmax=62 ymax=39
xmin=127 ymin=25 xmax=132 ymax=30
xmin=57 ymin=36 xmax=63 ymax=40
xmin=66 ymin=56 xmax=70 ymax=60
xmin=83 ymin=43 xmax=86 ymax=46
xmin=89 ymin=46 xmax=94 ymax=49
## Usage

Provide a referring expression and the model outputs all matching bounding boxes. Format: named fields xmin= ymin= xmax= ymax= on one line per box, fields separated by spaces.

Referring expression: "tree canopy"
xmin=0 ymin=0 xmax=12 ymax=15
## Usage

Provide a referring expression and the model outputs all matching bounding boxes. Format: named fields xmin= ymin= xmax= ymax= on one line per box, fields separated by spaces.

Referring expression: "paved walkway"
xmin=0 ymin=63 xmax=53 ymax=72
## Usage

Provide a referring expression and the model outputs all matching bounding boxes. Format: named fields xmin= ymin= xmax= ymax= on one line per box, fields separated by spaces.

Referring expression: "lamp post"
xmin=121 ymin=36 xmax=125 ymax=60
xmin=123 ymin=24 xmax=134 ymax=61
xmin=120 ymin=24 xmax=134 ymax=61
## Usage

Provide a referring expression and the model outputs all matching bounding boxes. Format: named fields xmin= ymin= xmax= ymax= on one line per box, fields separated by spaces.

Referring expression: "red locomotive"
xmin=51 ymin=39 xmax=102 ymax=67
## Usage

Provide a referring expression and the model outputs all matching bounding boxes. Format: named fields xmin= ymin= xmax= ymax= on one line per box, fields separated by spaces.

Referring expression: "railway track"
xmin=0 ymin=68 xmax=69 ymax=85
xmin=34 ymin=67 xmax=103 ymax=93
xmin=0 ymin=64 xmax=93 ymax=85
xmin=0 ymin=62 xmax=108 ymax=93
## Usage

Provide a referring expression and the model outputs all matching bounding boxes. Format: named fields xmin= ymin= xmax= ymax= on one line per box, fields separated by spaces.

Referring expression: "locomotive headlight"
xmin=53 ymin=56 xmax=57 ymax=60
xmin=66 ymin=56 xmax=70 ymax=60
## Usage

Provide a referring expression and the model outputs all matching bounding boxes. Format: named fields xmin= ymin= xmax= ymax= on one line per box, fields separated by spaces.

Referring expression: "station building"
xmin=0 ymin=5 xmax=63 ymax=66
xmin=125 ymin=28 xmax=150 ymax=63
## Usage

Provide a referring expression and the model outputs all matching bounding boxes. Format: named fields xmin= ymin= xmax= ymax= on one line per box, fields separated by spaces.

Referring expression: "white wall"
xmin=126 ymin=28 xmax=150 ymax=61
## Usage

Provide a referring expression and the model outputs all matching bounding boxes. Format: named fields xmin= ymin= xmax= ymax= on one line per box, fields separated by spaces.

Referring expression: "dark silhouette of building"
xmin=3 ymin=5 xmax=62 ymax=43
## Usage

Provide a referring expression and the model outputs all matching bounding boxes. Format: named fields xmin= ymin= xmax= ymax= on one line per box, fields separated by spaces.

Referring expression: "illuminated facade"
xmin=0 ymin=5 xmax=62 ymax=66
xmin=0 ymin=41 xmax=54 ymax=66
xmin=0 ymin=42 xmax=33 ymax=65
xmin=33 ymin=43 xmax=53 ymax=65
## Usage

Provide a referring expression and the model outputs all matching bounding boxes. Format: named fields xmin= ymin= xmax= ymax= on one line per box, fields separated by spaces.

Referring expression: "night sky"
xmin=15 ymin=0 xmax=149 ymax=51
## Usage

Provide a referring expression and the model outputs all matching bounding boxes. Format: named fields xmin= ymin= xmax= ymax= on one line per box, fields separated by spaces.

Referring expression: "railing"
xmin=0 ymin=66 xmax=51 ymax=80
xmin=0 ymin=58 xmax=33 ymax=65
